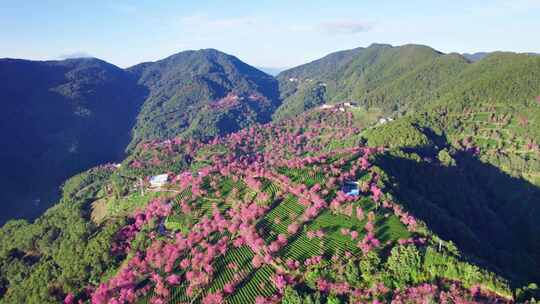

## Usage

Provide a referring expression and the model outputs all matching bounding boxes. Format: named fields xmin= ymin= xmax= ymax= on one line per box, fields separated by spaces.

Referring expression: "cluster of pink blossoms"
xmin=381 ymin=200 xmax=418 ymax=232
xmin=78 ymin=108 xmax=465 ymax=304
xmin=306 ymin=229 xmax=325 ymax=240
xmin=357 ymin=213 xmax=381 ymax=254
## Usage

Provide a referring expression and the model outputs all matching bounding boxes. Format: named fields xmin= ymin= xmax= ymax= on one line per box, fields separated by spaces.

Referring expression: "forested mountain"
xmin=275 ymin=49 xmax=540 ymax=287
xmin=0 ymin=58 xmax=146 ymax=224
xmin=0 ymin=50 xmax=279 ymax=225
xmin=274 ymin=44 xmax=453 ymax=120
xmin=406 ymin=53 xmax=540 ymax=283
xmin=409 ymin=51 xmax=540 ymax=188
xmin=127 ymin=49 xmax=280 ymax=148
xmin=274 ymin=44 xmax=540 ymax=121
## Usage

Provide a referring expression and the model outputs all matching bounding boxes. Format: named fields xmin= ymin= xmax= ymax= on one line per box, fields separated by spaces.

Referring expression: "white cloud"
xmin=289 ymin=20 xmax=374 ymax=35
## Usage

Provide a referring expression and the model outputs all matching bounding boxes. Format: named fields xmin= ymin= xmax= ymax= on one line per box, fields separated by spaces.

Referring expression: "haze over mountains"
xmin=462 ymin=51 xmax=540 ymax=62
xmin=256 ymin=67 xmax=288 ymax=76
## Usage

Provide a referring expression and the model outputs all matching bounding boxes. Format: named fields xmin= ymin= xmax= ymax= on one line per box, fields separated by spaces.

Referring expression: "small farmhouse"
xmin=378 ymin=117 xmax=394 ymax=125
xmin=149 ymin=174 xmax=169 ymax=188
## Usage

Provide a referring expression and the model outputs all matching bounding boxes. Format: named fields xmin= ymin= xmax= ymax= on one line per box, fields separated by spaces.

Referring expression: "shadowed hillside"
xmin=0 ymin=58 xmax=147 ymax=224
xmin=373 ymin=148 xmax=540 ymax=286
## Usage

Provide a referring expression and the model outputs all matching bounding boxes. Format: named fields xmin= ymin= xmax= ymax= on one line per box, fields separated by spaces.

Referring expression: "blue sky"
xmin=1 ymin=0 xmax=539 ymax=68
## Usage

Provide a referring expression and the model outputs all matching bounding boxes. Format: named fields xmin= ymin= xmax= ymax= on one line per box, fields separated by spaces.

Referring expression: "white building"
xmin=150 ymin=174 xmax=169 ymax=188
xmin=378 ymin=117 xmax=394 ymax=124
xmin=319 ymin=104 xmax=334 ymax=110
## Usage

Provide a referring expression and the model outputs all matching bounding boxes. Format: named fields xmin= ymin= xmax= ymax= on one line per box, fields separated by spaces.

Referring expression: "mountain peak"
xmin=125 ymin=47 xmax=279 ymax=149
xmin=367 ymin=42 xmax=393 ymax=48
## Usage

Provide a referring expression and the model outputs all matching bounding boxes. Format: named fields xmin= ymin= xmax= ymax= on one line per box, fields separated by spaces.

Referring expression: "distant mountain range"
xmin=256 ymin=66 xmax=288 ymax=76
xmin=463 ymin=51 xmax=540 ymax=62
xmin=462 ymin=52 xmax=491 ymax=62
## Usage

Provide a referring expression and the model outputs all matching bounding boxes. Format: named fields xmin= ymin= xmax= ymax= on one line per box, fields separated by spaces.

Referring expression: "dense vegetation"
xmin=2 ymin=43 xmax=540 ymax=303
xmin=274 ymin=44 xmax=540 ymax=120
xmin=362 ymin=119 xmax=540 ymax=284
xmin=0 ymin=108 xmax=537 ymax=303
xmin=276 ymin=44 xmax=540 ymax=188
xmin=127 ymin=49 xmax=280 ymax=147
xmin=275 ymin=44 xmax=453 ymax=119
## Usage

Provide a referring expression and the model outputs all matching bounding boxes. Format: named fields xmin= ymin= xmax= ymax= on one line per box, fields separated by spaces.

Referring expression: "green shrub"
xmin=385 ymin=245 xmax=423 ymax=288
xmin=327 ymin=295 xmax=343 ymax=304
xmin=282 ymin=286 xmax=303 ymax=304
xmin=437 ymin=149 xmax=456 ymax=166
xmin=358 ymin=251 xmax=381 ymax=287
